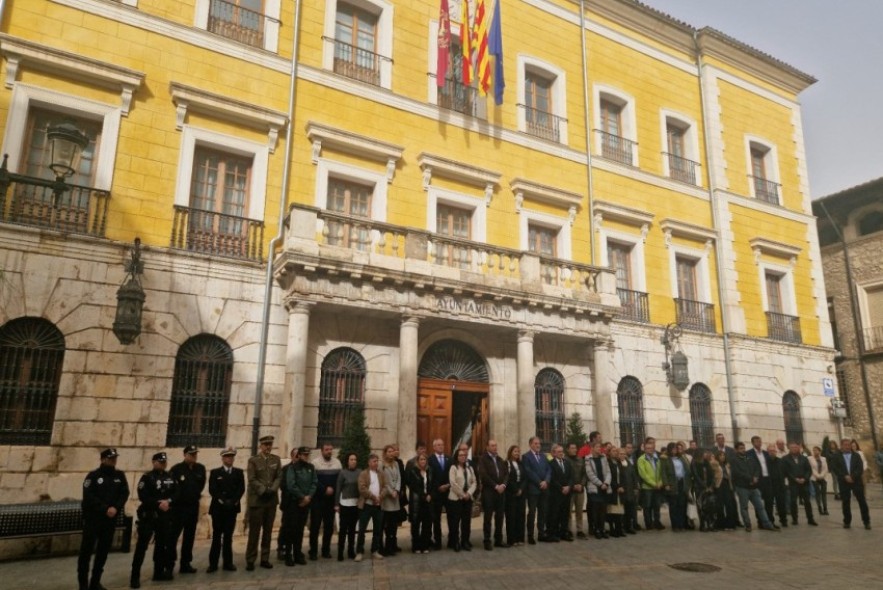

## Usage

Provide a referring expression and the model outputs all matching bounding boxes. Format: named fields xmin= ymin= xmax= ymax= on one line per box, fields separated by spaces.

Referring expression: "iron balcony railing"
xmin=863 ymin=325 xmax=883 ymax=353
xmin=171 ymin=205 xmax=264 ymax=261
xmin=0 ymin=162 xmax=109 ymax=237
xmin=519 ymin=104 xmax=565 ymax=143
xmin=434 ymin=75 xmax=483 ymax=118
xmin=208 ymin=0 xmax=277 ymax=48
xmin=766 ymin=311 xmax=802 ymax=344
xmin=595 ymin=130 xmax=636 ymax=165
xmin=664 ymin=152 xmax=700 ymax=185
xmin=326 ymin=37 xmax=389 ymax=86
xmin=750 ymin=175 xmax=780 ymax=205
xmin=616 ymin=288 xmax=650 ymax=323
xmin=675 ymin=297 xmax=716 ymax=333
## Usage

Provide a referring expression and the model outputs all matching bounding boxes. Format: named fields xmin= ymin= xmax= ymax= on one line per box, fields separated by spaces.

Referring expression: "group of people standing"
xmin=76 ymin=432 xmax=875 ymax=590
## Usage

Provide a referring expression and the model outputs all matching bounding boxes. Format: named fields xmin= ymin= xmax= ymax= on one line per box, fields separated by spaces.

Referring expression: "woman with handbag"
xmin=405 ymin=454 xmax=434 ymax=554
xmin=447 ymin=448 xmax=477 ymax=551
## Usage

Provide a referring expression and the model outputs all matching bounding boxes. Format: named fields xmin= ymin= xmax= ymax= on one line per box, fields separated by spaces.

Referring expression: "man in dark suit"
xmin=427 ymin=438 xmax=451 ymax=549
xmin=780 ymin=442 xmax=817 ymax=526
xmin=747 ymin=436 xmax=775 ymax=524
xmin=522 ymin=436 xmax=552 ymax=543
xmin=548 ymin=444 xmax=574 ymax=541
xmin=831 ymin=438 xmax=871 ymax=529
xmin=169 ymin=446 xmax=206 ymax=575
xmin=478 ymin=439 xmax=508 ymax=550
xmin=713 ymin=433 xmax=738 ymax=464
xmin=207 ymin=447 xmax=245 ymax=572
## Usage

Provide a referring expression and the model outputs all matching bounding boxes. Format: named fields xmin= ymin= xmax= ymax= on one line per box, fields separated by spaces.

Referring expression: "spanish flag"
xmin=461 ymin=0 xmax=473 ymax=85
xmin=474 ymin=0 xmax=490 ymax=96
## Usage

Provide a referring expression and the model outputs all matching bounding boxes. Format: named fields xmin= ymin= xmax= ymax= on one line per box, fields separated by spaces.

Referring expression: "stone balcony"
xmin=275 ymin=204 xmax=620 ymax=336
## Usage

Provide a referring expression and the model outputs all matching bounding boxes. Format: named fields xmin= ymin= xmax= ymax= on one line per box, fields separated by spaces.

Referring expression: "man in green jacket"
xmin=636 ymin=438 xmax=664 ymax=530
xmin=282 ymin=446 xmax=318 ymax=566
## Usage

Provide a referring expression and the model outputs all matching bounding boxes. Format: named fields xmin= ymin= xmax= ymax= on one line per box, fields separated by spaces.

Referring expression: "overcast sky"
xmin=646 ymin=0 xmax=883 ymax=198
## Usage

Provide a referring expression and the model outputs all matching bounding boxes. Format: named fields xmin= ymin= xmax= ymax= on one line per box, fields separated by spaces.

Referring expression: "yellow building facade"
xmin=0 ymin=0 xmax=836 ymax=508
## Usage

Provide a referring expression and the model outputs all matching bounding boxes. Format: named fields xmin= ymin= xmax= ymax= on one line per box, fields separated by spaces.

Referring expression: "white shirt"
xmin=368 ymin=470 xmax=380 ymax=502
xmin=754 ymin=448 xmax=768 ymax=477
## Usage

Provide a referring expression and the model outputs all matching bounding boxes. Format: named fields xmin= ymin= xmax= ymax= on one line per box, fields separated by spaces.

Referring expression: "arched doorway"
xmin=417 ymin=340 xmax=489 ymax=455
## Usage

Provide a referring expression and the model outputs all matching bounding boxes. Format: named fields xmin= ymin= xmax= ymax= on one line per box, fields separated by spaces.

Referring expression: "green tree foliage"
xmin=565 ymin=412 xmax=588 ymax=447
xmin=340 ymin=407 xmax=372 ymax=468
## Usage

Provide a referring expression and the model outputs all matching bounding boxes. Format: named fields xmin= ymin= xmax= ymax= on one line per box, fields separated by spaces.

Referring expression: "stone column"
xmin=517 ymin=330 xmax=535 ymax=445
xmin=592 ymin=340 xmax=614 ymax=440
xmin=397 ymin=316 xmax=420 ymax=456
xmin=282 ymin=300 xmax=313 ymax=457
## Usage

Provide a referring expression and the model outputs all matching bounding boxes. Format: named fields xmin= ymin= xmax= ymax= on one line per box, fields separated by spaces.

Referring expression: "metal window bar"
xmin=0 ymin=319 xmax=64 ymax=446
xmin=535 ymin=370 xmax=565 ymax=451
xmin=863 ymin=325 xmax=883 ymax=353
xmin=750 ymin=175 xmax=780 ymax=205
xmin=595 ymin=129 xmax=636 ymax=165
xmin=326 ymin=37 xmax=389 ymax=86
xmin=166 ymin=337 xmax=232 ymax=448
xmin=0 ymin=180 xmax=109 ymax=237
xmin=518 ymin=104 xmax=564 ymax=143
xmin=766 ymin=311 xmax=802 ymax=344
xmin=688 ymin=385 xmax=715 ymax=449
xmin=782 ymin=392 xmax=804 ymax=446
xmin=208 ymin=0 xmax=277 ymax=48
xmin=616 ymin=288 xmax=650 ymax=323
xmin=664 ymin=152 xmax=700 ymax=185
xmin=171 ymin=205 xmax=264 ymax=261
xmin=318 ymin=350 xmax=366 ymax=447
xmin=434 ymin=75 xmax=483 ymax=118
xmin=675 ymin=298 xmax=716 ymax=333
xmin=617 ymin=377 xmax=645 ymax=448
xmin=834 ymin=368 xmax=853 ymax=425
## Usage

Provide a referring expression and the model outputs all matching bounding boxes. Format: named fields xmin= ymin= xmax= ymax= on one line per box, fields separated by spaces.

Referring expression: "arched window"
xmin=319 ymin=347 xmax=366 ymax=446
xmin=782 ymin=390 xmax=804 ymax=445
xmin=617 ymin=376 xmax=645 ymax=448
xmin=535 ymin=368 xmax=565 ymax=450
xmin=0 ymin=317 xmax=64 ymax=445
xmin=688 ymin=383 xmax=714 ymax=449
xmin=858 ymin=211 xmax=883 ymax=236
xmin=167 ymin=335 xmax=233 ymax=448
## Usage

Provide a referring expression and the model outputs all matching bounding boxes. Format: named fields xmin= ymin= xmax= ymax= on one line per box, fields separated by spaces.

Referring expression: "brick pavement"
xmin=4 ymin=495 xmax=883 ymax=590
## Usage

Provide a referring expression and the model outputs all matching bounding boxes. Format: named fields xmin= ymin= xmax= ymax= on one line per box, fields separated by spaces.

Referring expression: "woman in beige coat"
xmin=447 ymin=448 xmax=477 ymax=551
xmin=355 ymin=454 xmax=388 ymax=561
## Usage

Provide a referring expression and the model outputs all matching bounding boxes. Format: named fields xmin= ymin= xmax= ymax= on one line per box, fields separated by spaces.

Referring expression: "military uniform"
xmin=283 ymin=448 xmax=318 ymax=565
xmin=207 ymin=447 xmax=245 ymax=571
xmin=130 ymin=452 xmax=177 ymax=589
xmin=78 ymin=448 xmax=130 ymax=590
xmin=245 ymin=435 xmax=282 ymax=569
xmin=169 ymin=446 xmax=206 ymax=573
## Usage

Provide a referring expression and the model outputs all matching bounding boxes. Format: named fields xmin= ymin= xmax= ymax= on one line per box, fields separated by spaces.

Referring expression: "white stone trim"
xmin=194 ymin=0 xmax=281 ymax=53
xmin=744 ymin=135 xmax=781 ymax=200
xmin=805 ymin=219 xmax=834 ymax=348
xmin=174 ymin=125 xmax=269 ymax=220
xmin=519 ymin=208 xmax=572 ymax=260
xmin=790 ymin=104 xmax=812 ymax=215
xmin=0 ymin=34 xmax=144 ymax=115
xmin=427 ymin=186 xmax=487 ymax=243
xmin=757 ymin=261 xmax=798 ymax=316
xmin=721 ymin=190 xmax=814 ymax=224
xmin=322 ymin=0 xmax=394 ymax=89
xmin=418 ymin=153 xmax=501 ymax=206
xmin=593 ymin=200 xmax=653 ymax=238
xmin=593 ymin=84 xmax=638 ymax=167
xmin=306 ymin=121 xmax=404 ymax=183
xmin=598 ymin=228 xmax=647 ymax=292
xmin=660 ymin=218 xmax=717 ymax=249
xmin=668 ymin=244 xmax=712 ymax=304
xmin=749 ymin=237 xmax=801 ymax=266
xmin=708 ymin=64 xmax=800 ymax=110
xmin=856 ymin=279 xmax=883 ymax=335
xmin=659 ymin=108 xmax=702 ymax=187
xmin=516 ymin=55 xmax=568 ymax=144
xmin=1 ymin=84 xmax=122 ymax=192
xmin=118 ymin=0 xmax=137 ymax=6
xmin=170 ymin=82 xmax=288 ymax=153
xmin=314 ymin=158 xmax=388 ymax=223
xmin=511 ymin=178 xmax=581 ymax=224
xmin=699 ymin=65 xmax=728 ymax=191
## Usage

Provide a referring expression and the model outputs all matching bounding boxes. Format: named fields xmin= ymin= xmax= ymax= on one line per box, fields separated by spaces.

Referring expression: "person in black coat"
xmin=79 ymin=448 xmax=130 ymax=590
xmin=405 ymin=454 xmax=434 ymax=553
xmin=780 ymin=442 xmax=817 ymax=526
xmin=765 ymin=445 xmax=789 ymax=528
xmin=547 ymin=444 xmax=574 ymax=542
xmin=831 ymin=438 xmax=871 ymax=529
xmin=130 ymin=452 xmax=178 ymax=589
xmin=478 ymin=439 xmax=509 ymax=549
xmin=207 ymin=447 xmax=245 ymax=572
xmin=504 ymin=445 xmax=527 ymax=545
xmin=427 ymin=438 xmax=451 ymax=549
xmin=169 ymin=446 xmax=206 ymax=574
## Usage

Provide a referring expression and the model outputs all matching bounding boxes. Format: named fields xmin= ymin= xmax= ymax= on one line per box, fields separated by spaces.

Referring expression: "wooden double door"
xmin=417 ymin=378 xmax=489 ymax=455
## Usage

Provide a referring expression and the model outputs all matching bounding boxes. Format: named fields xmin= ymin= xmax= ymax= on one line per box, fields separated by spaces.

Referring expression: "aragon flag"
xmin=474 ymin=0 xmax=490 ymax=96
xmin=461 ymin=0 xmax=474 ymax=85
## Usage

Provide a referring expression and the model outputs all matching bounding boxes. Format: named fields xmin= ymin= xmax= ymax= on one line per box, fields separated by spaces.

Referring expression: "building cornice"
xmin=306 ymin=121 xmax=404 ymax=182
xmin=510 ymin=178 xmax=582 ymax=222
xmin=417 ymin=153 xmax=501 ymax=205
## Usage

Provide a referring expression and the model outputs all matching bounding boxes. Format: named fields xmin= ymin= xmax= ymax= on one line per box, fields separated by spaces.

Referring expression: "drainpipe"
xmin=578 ymin=0 xmax=596 ymax=265
xmin=818 ymin=201 xmax=878 ymax=449
xmin=693 ymin=32 xmax=738 ymax=440
xmin=252 ymin=0 xmax=303 ymax=455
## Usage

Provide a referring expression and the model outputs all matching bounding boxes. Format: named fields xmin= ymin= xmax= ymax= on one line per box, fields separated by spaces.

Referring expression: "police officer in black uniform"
xmin=207 ymin=446 xmax=245 ymax=572
xmin=130 ymin=452 xmax=177 ymax=589
xmin=79 ymin=448 xmax=130 ymax=590
xmin=169 ymin=445 xmax=206 ymax=574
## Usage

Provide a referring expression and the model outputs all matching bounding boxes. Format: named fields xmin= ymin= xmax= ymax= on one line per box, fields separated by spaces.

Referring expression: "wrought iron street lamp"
xmin=662 ymin=322 xmax=690 ymax=390
xmin=113 ymin=238 xmax=146 ymax=345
